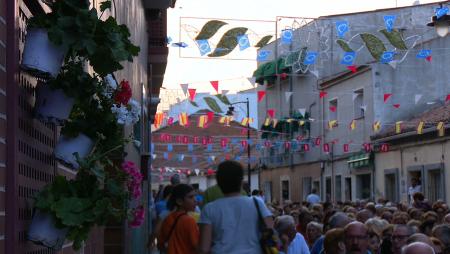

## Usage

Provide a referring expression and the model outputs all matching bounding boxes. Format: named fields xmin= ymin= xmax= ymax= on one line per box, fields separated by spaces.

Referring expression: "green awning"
xmin=347 ymin=153 xmax=371 ymax=168
xmin=253 ymin=58 xmax=290 ymax=85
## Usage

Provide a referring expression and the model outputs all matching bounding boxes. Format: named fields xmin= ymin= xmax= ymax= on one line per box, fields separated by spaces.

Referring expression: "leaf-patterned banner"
xmin=203 ymin=97 xmax=223 ymax=113
xmin=208 ymin=27 xmax=248 ymax=57
xmin=360 ymin=33 xmax=386 ymax=61
xmin=255 ymin=35 xmax=273 ymax=48
xmin=195 ymin=20 xmax=228 ymax=41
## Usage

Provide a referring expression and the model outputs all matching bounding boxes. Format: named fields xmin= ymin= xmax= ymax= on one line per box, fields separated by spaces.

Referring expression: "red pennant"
xmin=279 ymin=73 xmax=288 ymax=80
xmin=160 ymin=133 xmax=166 ymax=141
xmin=347 ymin=65 xmax=357 ymax=73
xmin=315 ymin=137 xmax=321 ymax=146
xmin=241 ymin=140 xmax=248 ymax=148
xmin=207 ymin=111 xmax=214 ymax=122
xmin=393 ymin=104 xmax=400 ymax=108
xmin=188 ymin=88 xmax=196 ymax=101
xmin=426 ymin=56 xmax=432 ymax=62
xmin=296 ymin=135 xmax=304 ymax=141
xmin=303 ymin=144 xmax=310 ymax=151
xmin=176 ymin=136 xmax=182 ymax=143
xmin=285 ymin=141 xmax=291 ymax=150
xmin=329 ymin=106 xmax=337 ymax=112
xmin=167 ymin=117 xmax=174 ymax=125
xmin=207 ymin=169 xmax=215 ymax=176
xmin=323 ymin=143 xmax=330 ymax=153
xmin=267 ymin=109 xmax=275 ymax=118
xmin=319 ymin=91 xmax=327 ymax=99
xmin=210 ymin=81 xmax=219 ymax=93
xmin=264 ymin=141 xmax=271 ymax=148
xmin=220 ymin=138 xmax=228 ymax=148
xmin=193 ymin=136 xmax=199 ymax=144
xmin=384 ymin=93 xmax=392 ymax=103
xmin=182 ymin=136 xmax=189 ymax=144
xmin=258 ymin=91 xmax=266 ymax=102
xmin=343 ymin=144 xmax=349 ymax=153
xmin=202 ymin=137 xmax=208 ymax=145
xmin=381 ymin=143 xmax=389 ymax=152
xmin=165 ymin=134 xmax=171 ymax=142
xmin=240 ymin=128 xmax=247 ymax=135
xmin=364 ymin=143 xmax=371 ymax=152
xmin=207 ymin=136 xmax=213 ymax=144
xmin=446 ymin=94 xmax=450 ymax=102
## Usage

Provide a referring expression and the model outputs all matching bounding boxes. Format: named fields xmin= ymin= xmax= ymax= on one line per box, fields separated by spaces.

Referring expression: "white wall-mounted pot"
xmin=21 ymin=28 xmax=66 ymax=78
xmin=27 ymin=209 xmax=68 ymax=250
xmin=34 ymin=83 xmax=74 ymax=125
xmin=54 ymin=133 xmax=94 ymax=169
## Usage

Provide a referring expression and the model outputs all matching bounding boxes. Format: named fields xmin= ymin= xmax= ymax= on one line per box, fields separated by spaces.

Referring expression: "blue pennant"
xmin=340 ymin=51 xmax=356 ymax=65
xmin=281 ymin=29 xmax=293 ymax=44
xmin=167 ymin=144 xmax=173 ymax=152
xmin=384 ymin=15 xmax=396 ymax=32
xmin=380 ymin=51 xmax=395 ymax=63
xmin=335 ymin=21 xmax=349 ymax=38
xmin=207 ymin=144 xmax=213 ymax=152
xmin=303 ymin=52 xmax=318 ymax=65
xmin=416 ymin=49 xmax=431 ymax=59
xmin=237 ymin=34 xmax=250 ymax=51
xmin=188 ymin=144 xmax=194 ymax=152
xmin=436 ymin=6 xmax=449 ymax=19
xmin=257 ymin=50 xmax=271 ymax=61
xmin=196 ymin=39 xmax=211 ymax=56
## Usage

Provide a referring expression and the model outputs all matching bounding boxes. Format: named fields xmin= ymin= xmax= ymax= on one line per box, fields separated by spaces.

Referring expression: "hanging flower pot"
xmin=34 ymin=83 xmax=74 ymax=125
xmin=54 ymin=134 xmax=94 ymax=169
xmin=27 ymin=209 xmax=68 ymax=250
xmin=21 ymin=28 xmax=66 ymax=78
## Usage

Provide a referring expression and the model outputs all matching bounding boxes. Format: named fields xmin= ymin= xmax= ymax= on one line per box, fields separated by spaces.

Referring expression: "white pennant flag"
xmin=285 ymin=92 xmax=293 ymax=101
xmin=352 ymin=93 xmax=358 ymax=101
xmin=310 ymin=70 xmax=319 ymax=78
xmin=194 ymin=168 xmax=200 ymax=176
xmin=415 ymin=94 xmax=422 ymax=104
xmin=180 ymin=83 xmax=189 ymax=96
xmin=298 ymin=108 xmax=306 ymax=117
xmin=361 ymin=105 xmax=367 ymax=112
xmin=151 ymin=154 xmax=157 ymax=160
xmin=210 ymin=155 xmax=216 ymax=161
xmin=427 ymin=101 xmax=436 ymax=105
xmin=222 ymin=90 xmax=229 ymax=95
xmin=247 ymin=77 xmax=256 ymax=86
xmin=388 ymin=61 xmax=398 ymax=69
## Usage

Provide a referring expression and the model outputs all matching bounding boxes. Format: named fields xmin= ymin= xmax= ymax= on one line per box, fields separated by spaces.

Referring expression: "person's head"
xmin=324 ymin=228 xmax=346 ymax=254
xmin=406 ymin=233 xmax=433 ymax=246
xmin=311 ymin=188 xmax=317 ymax=194
xmin=421 ymin=220 xmax=437 ymax=236
xmin=365 ymin=218 xmax=389 ymax=237
xmin=413 ymin=192 xmax=425 ymax=202
xmin=382 ymin=211 xmax=394 ymax=223
xmin=306 ymin=221 xmax=323 ymax=245
xmin=392 ymin=224 xmax=415 ymax=254
xmin=401 ymin=242 xmax=435 ymax=254
xmin=216 ymin=160 xmax=243 ymax=194
xmin=430 ymin=237 xmax=445 ymax=254
xmin=274 ymin=215 xmax=297 ymax=241
xmin=167 ymin=184 xmax=196 ymax=212
xmin=367 ymin=229 xmax=381 ymax=254
xmin=344 ymin=221 xmax=369 ymax=254
xmin=356 ymin=209 xmax=374 ymax=223
xmin=411 ymin=178 xmax=418 ymax=187
xmin=392 ymin=212 xmax=410 ymax=224
xmin=170 ymin=173 xmax=181 ymax=185
xmin=252 ymin=189 xmax=259 ymax=196
xmin=423 ymin=211 xmax=439 ymax=222
xmin=162 ymin=185 xmax=174 ymax=200
xmin=297 ymin=208 xmax=314 ymax=233
xmin=409 ymin=208 xmax=424 ymax=221
xmin=329 ymin=212 xmax=353 ymax=230
xmin=432 ymin=224 xmax=450 ymax=251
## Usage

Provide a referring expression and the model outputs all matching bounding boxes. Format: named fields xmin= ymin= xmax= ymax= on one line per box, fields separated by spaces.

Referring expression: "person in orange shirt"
xmin=157 ymin=184 xmax=199 ymax=254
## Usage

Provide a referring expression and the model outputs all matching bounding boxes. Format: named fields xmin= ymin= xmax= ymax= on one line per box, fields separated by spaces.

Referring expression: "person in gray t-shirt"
xmin=198 ymin=161 xmax=273 ymax=254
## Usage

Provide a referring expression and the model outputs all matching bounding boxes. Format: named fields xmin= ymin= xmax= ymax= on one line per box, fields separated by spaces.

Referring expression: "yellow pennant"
xmin=249 ymin=118 xmax=254 ymax=124
xmin=299 ymin=120 xmax=305 ymax=126
xmin=241 ymin=117 xmax=249 ymax=126
xmin=198 ymin=115 xmax=207 ymax=128
xmin=328 ymin=120 xmax=337 ymax=130
xmin=437 ymin=122 xmax=445 ymax=136
xmin=350 ymin=120 xmax=356 ymax=130
xmin=286 ymin=119 xmax=293 ymax=123
xmin=395 ymin=121 xmax=403 ymax=134
xmin=264 ymin=118 xmax=271 ymax=126
xmin=417 ymin=121 xmax=424 ymax=134
xmin=219 ymin=116 xmax=226 ymax=124
xmin=179 ymin=112 xmax=188 ymax=126
xmin=272 ymin=119 xmax=278 ymax=128
xmin=373 ymin=121 xmax=381 ymax=132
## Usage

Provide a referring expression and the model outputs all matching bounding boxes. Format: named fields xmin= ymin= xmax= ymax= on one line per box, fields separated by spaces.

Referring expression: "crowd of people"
xmin=149 ymin=160 xmax=450 ymax=254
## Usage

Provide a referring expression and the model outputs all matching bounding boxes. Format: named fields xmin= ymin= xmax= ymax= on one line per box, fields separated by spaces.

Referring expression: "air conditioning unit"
xmin=142 ymin=0 xmax=175 ymax=9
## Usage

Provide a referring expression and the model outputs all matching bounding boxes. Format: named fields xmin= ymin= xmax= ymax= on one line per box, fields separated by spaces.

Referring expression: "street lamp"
xmin=226 ymin=98 xmax=252 ymax=191
xmin=427 ymin=4 xmax=450 ymax=37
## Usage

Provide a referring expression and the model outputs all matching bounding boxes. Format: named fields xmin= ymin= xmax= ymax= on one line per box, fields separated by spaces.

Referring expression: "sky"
xmin=162 ymin=0 xmax=442 ymax=94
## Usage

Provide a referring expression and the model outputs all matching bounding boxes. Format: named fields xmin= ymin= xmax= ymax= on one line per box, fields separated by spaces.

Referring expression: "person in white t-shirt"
xmin=408 ymin=178 xmax=422 ymax=204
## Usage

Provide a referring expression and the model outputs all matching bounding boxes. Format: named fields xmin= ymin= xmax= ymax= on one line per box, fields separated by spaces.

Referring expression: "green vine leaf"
xmin=208 ymin=27 xmax=248 ymax=57
xmin=336 ymin=39 xmax=354 ymax=52
xmin=379 ymin=29 xmax=408 ymax=50
xmin=189 ymin=100 xmax=199 ymax=107
xmin=195 ymin=20 xmax=228 ymax=40
xmin=214 ymin=94 xmax=231 ymax=105
xmin=100 ymin=0 xmax=111 ymax=12
xmin=360 ymin=33 xmax=387 ymax=61
xmin=255 ymin=35 xmax=273 ymax=48
xmin=203 ymin=97 xmax=223 ymax=113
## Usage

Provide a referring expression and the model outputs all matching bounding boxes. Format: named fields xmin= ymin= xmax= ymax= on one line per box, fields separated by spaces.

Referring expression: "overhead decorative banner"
xmin=257 ymin=91 xmax=266 ymax=102
xmin=395 ymin=121 xmax=403 ymax=134
xmin=237 ymin=34 xmax=250 ymax=51
xmin=247 ymin=77 xmax=256 ymax=86
xmin=281 ymin=28 xmax=293 ymax=44
xmin=335 ymin=20 xmax=349 ymax=38
xmin=210 ymin=81 xmax=219 ymax=93
xmin=285 ymin=92 xmax=293 ymax=101
xmin=196 ymin=39 xmax=211 ymax=56
xmin=416 ymin=49 xmax=431 ymax=59
xmin=383 ymin=15 xmax=396 ymax=32
xmin=180 ymin=83 xmax=189 ymax=96
xmin=393 ymin=104 xmax=400 ymax=109
xmin=350 ymin=120 xmax=356 ymax=130
xmin=179 ymin=112 xmax=188 ymax=126
xmin=319 ymin=91 xmax=327 ymax=99
xmin=303 ymin=51 xmax=318 ymax=65
xmin=436 ymin=6 xmax=449 ymax=19
xmin=437 ymin=122 xmax=445 ymax=136
xmin=257 ymin=50 xmax=271 ymax=61
xmin=341 ymin=52 xmax=356 ymax=65
xmin=298 ymin=108 xmax=306 ymax=117
xmin=384 ymin=93 xmax=392 ymax=103
xmin=380 ymin=51 xmax=395 ymax=63
xmin=373 ymin=121 xmax=381 ymax=132
xmin=417 ymin=121 xmax=424 ymax=134
xmin=343 ymin=144 xmax=349 ymax=153
xmin=267 ymin=109 xmax=275 ymax=118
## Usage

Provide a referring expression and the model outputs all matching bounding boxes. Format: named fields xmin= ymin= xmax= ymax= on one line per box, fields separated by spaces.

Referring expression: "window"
xmin=425 ymin=164 xmax=445 ymax=202
xmin=385 ymin=169 xmax=399 ymax=203
xmin=356 ymin=174 xmax=371 ymax=199
xmin=325 ymin=177 xmax=332 ymax=202
xmin=303 ymin=177 xmax=312 ymax=199
xmin=335 ymin=175 xmax=342 ymax=202
xmin=264 ymin=181 xmax=272 ymax=203
xmin=329 ymin=99 xmax=338 ymax=121
xmin=281 ymin=180 xmax=290 ymax=201
xmin=353 ymin=89 xmax=364 ymax=118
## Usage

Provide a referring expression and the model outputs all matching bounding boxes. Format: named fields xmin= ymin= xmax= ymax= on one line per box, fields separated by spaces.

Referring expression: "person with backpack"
xmin=157 ymin=184 xmax=199 ymax=254
xmin=198 ymin=160 xmax=274 ymax=254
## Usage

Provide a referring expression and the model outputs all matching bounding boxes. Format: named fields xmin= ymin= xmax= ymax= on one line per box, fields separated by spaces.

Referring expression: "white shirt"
xmin=306 ymin=194 xmax=321 ymax=204
xmin=287 ymin=233 xmax=310 ymax=254
xmin=408 ymin=185 xmax=422 ymax=202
